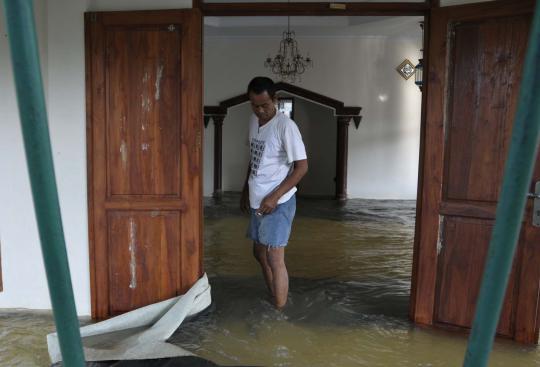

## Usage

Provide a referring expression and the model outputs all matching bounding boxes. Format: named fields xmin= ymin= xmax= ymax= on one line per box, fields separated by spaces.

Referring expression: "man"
xmin=241 ymin=77 xmax=308 ymax=309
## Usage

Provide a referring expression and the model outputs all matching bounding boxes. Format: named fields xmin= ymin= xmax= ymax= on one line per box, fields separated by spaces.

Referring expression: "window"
xmin=278 ymin=97 xmax=295 ymax=120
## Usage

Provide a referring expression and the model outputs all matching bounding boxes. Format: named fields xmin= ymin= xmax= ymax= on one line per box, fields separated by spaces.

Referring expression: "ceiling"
xmin=204 ymin=16 xmax=423 ymax=38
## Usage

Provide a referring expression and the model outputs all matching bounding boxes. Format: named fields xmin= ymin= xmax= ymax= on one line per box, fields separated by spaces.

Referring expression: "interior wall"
xmin=0 ymin=0 xmax=50 ymax=312
xmin=221 ymin=103 xmax=252 ymax=192
xmin=204 ymin=35 xmax=422 ymax=199
xmin=288 ymin=96 xmax=336 ymax=197
xmin=0 ymin=0 xmax=499 ymax=315
xmin=213 ymin=95 xmax=337 ymax=197
xmin=0 ymin=0 xmax=191 ymax=315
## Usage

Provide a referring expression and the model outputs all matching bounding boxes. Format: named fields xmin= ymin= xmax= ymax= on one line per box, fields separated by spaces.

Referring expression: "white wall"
xmin=0 ymin=0 xmax=191 ymax=315
xmin=0 ymin=0 xmax=495 ymax=313
xmin=0 ymin=0 xmax=50 ymax=312
xmin=208 ymin=95 xmax=337 ymax=197
xmin=204 ymin=35 xmax=422 ymax=199
xmin=221 ymin=103 xmax=252 ymax=191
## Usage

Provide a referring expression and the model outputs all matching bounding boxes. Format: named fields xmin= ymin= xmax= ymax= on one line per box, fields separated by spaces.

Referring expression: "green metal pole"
xmin=463 ymin=2 xmax=540 ymax=367
xmin=2 ymin=1 xmax=85 ymax=366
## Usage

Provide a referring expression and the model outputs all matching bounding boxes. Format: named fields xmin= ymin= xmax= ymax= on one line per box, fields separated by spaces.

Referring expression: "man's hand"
xmin=257 ymin=192 xmax=280 ymax=215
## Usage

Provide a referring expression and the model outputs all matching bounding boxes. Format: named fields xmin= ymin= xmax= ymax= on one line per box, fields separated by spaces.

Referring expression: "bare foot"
xmin=274 ymin=299 xmax=287 ymax=310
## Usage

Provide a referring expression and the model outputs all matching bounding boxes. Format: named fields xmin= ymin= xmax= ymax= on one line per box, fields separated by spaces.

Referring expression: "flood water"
xmin=1 ymin=194 xmax=539 ymax=366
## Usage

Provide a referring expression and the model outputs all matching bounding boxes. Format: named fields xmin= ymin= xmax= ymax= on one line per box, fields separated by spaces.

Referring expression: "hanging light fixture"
xmin=415 ymin=59 xmax=423 ymax=91
xmin=415 ymin=21 xmax=424 ymax=91
xmin=264 ymin=16 xmax=313 ymax=83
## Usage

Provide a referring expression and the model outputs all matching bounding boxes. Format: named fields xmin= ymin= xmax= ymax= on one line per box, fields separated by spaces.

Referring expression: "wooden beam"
xmin=204 ymin=115 xmax=211 ymax=128
xmin=335 ymin=116 xmax=352 ymax=200
xmin=275 ymin=82 xmax=344 ymax=108
xmin=409 ymin=10 xmax=429 ymax=324
xmin=213 ymin=116 xmax=225 ymax=197
xmin=214 ymin=82 xmax=362 ymax=118
xmin=338 ymin=107 xmax=362 ymax=116
xmin=201 ymin=2 xmax=429 ymax=16
xmin=220 ymin=93 xmax=248 ymax=109
xmin=204 ymin=105 xmax=227 ymax=115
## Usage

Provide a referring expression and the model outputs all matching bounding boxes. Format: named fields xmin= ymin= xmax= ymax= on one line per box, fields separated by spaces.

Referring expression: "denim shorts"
xmin=247 ymin=195 xmax=296 ymax=248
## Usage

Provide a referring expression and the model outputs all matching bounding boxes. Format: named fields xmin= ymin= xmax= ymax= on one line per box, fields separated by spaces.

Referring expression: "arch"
xmin=205 ymin=82 xmax=362 ymax=200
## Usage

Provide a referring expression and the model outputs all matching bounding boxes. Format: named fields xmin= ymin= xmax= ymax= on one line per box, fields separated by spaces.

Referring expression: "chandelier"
xmin=264 ymin=17 xmax=313 ymax=83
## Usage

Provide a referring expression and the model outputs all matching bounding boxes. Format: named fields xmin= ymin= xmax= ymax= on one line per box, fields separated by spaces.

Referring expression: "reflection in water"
xmin=0 ymin=312 xmax=56 ymax=366
xmin=170 ymin=194 xmax=540 ymax=367
xmin=0 ymin=194 xmax=539 ymax=366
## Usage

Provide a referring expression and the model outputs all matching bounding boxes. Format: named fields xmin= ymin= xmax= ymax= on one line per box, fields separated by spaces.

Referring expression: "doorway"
xmin=84 ymin=0 xmax=540 ymax=348
xmin=199 ymin=13 xmax=426 ymax=365
xmin=203 ymin=15 xmax=423 ymax=202
xmin=199 ymin=0 xmax=540 ymax=347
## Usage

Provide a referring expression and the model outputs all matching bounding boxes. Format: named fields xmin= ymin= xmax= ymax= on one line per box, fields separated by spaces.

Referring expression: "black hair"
xmin=247 ymin=77 xmax=276 ymax=98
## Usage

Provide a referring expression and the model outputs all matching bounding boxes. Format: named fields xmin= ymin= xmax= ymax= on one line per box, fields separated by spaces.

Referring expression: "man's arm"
xmin=240 ymin=163 xmax=251 ymax=214
xmin=257 ymin=159 xmax=308 ymax=215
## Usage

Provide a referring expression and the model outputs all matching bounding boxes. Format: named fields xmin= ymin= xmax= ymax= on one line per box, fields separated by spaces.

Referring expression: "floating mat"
xmin=48 ymin=274 xmax=212 ymax=365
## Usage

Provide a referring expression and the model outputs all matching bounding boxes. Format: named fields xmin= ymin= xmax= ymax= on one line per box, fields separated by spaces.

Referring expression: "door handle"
xmin=530 ymin=181 xmax=540 ymax=227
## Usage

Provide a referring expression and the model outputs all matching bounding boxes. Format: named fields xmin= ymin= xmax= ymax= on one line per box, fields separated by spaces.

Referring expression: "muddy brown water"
xmin=1 ymin=194 xmax=539 ymax=366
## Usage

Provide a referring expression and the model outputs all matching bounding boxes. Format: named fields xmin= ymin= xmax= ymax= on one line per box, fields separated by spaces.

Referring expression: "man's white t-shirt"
xmin=248 ymin=111 xmax=307 ymax=209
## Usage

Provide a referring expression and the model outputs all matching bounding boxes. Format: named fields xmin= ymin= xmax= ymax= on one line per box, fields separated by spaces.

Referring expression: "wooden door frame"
xmin=84 ymin=0 xmax=435 ymax=319
xmin=197 ymin=1 xmax=432 ymax=16
xmin=84 ymin=0 xmax=535 ymax=337
xmin=409 ymin=0 xmax=536 ymax=337
xmin=85 ymin=9 xmax=203 ymax=319
xmin=198 ymin=0 xmax=432 ymax=321
xmin=197 ymin=0 xmax=539 ymax=342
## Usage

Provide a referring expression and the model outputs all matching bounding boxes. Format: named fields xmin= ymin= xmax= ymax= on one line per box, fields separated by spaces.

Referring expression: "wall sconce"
xmin=415 ymin=21 xmax=424 ymax=91
xmin=415 ymin=58 xmax=423 ymax=91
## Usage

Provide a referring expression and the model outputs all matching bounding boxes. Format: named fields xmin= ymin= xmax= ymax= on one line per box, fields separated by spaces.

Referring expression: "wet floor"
xmin=1 ymin=194 xmax=539 ymax=366
xmin=170 ymin=194 xmax=540 ymax=366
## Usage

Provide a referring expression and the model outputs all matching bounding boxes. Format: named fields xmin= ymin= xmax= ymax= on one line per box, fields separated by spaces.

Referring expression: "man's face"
xmin=249 ymin=91 xmax=276 ymax=123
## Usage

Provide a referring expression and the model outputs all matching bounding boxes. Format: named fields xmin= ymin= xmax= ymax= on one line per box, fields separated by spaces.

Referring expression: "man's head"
xmin=247 ymin=77 xmax=277 ymax=123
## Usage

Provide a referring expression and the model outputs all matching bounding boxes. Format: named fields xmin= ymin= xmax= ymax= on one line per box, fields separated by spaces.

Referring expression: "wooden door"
xmin=410 ymin=0 xmax=540 ymax=344
xmin=85 ymin=10 xmax=203 ymax=319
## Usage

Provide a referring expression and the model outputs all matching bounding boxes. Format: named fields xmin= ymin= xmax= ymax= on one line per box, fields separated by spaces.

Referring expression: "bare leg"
xmin=267 ymin=247 xmax=288 ymax=309
xmin=253 ymin=242 xmax=274 ymax=297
